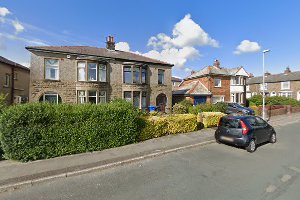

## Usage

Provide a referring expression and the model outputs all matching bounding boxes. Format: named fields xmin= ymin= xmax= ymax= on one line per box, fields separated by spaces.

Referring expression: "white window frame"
xmin=270 ymin=91 xmax=277 ymax=97
xmin=280 ymin=92 xmax=292 ymax=98
xmin=212 ymin=96 xmax=224 ymax=104
xmin=43 ymin=93 xmax=59 ymax=104
xmin=123 ymin=91 xmax=147 ymax=109
xmin=77 ymin=90 xmax=86 ymax=104
xmin=214 ymin=79 xmax=221 ymax=87
xmin=281 ymin=81 xmax=290 ymax=90
xmin=260 ymin=83 xmax=268 ymax=91
xmin=98 ymin=64 xmax=107 ymax=82
xmin=77 ymin=90 xmax=106 ymax=104
xmin=4 ymin=74 xmax=10 ymax=87
xmin=77 ymin=62 xmax=86 ymax=81
xmin=87 ymin=63 xmax=98 ymax=81
xmin=45 ymin=59 xmax=59 ymax=80
xmin=99 ymin=91 xmax=106 ymax=104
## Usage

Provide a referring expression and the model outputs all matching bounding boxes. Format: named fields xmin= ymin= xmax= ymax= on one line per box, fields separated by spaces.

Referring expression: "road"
xmin=1 ymin=122 xmax=300 ymax=200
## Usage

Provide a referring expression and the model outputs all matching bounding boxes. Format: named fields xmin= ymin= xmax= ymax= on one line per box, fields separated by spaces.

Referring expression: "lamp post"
xmin=262 ymin=49 xmax=270 ymax=120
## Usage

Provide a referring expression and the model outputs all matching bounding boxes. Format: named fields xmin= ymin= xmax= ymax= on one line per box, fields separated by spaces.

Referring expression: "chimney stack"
xmin=249 ymin=73 xmax=254 ymax=78
xmin=106 ymin=36 xmax=115 ymax=50
xmin=213 ymin=59 xmax=221 ymax=68
xmin=284 ymin=67 xmax=291 ymax=74
xmin=264 ymin=71 xmax=271 ymax=76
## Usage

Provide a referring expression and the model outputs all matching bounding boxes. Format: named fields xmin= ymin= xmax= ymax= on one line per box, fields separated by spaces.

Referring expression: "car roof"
xmin=223 ymin=115 xmax=254 ymax=120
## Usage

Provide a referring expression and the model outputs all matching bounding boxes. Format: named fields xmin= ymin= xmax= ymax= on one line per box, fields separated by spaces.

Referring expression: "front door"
xmin=194 ymin=96 xmax=207 ymax=105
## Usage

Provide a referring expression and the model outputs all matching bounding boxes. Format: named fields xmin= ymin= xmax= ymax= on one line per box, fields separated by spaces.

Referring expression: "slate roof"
xmin=186 ymin=66 xmax=242 ymax=80
xmin=173 ymin=80 xmax=211 ymax=96
xmin=26 ymin=46 xmax=173 ymax=66
xmin=247 ymin=71 xmax=300 ymax=84
xmin=0 ymin=56 xmax=29 ymax=71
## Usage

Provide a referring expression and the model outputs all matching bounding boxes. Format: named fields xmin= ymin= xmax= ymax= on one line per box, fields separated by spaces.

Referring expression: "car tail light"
xmin=240 ymin=120 xmax=249 ymax=135
xmin=218 ymin=119 xmax=221 ymax=127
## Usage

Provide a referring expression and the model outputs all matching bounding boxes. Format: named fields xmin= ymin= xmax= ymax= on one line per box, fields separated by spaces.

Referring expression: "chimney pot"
xmin=264 ymin=71 xmax=271 ymax=76
xmin=213 ymin=59 xmax=221 ymax=68
xmin=284 ymin=67 xmax=291 ymax=74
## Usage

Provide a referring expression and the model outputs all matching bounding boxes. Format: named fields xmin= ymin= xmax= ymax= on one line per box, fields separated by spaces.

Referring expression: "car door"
xmin=245 ymin=117 xmax=264 ymax=143
xmin=255 ymin=117 xmax=271 ymax=142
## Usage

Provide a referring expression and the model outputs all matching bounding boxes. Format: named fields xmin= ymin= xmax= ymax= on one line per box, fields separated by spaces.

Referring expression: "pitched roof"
xmin=0 ymin=56 xmax=29 ymax=71
xmin=171 ymin=76 xmax=182 ymax=82
xmin=186 ymin=66 xmax=244 ymax=80
xmin=173 ymin=80 xmax=211 ymax=96
xmin=26 ymin=46 xmax=173 ymax=66
xmin=247 ymin=71 xmax=300 ymax=84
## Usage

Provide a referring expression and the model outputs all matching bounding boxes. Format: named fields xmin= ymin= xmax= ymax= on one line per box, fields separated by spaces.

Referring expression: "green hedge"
xmin=139 ymin=114 xmax=198 ymax=141
xmin=248 ymin=95 xmax=300 ymax=106
xmin=198 ymin=112 xmax=226 ymax=128
xmin=189 ymin=102 xmax=227 ymax=114
xmin=0 ymin=101 xmax=143 ymax=162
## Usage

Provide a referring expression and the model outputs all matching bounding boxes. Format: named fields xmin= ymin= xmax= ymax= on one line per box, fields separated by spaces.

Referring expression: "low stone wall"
xmin=258 ymin=105 xmax=300 ymax=117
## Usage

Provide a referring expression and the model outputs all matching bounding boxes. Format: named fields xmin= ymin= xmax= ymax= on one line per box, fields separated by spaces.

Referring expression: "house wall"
xmin=29 ymin=51 xmax=172 ymax=110
xmin=247 ymin=80 xmax=300 ymax=100
xmin=0 ymin=62 xmax=30 ymax=105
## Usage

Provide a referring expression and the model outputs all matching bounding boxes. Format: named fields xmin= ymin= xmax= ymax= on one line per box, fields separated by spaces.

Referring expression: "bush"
xmin=173 ymin=103 xmax=188 ymax=114
xmin=0 ymin=93 xmax=7 ymax=114
xmin=248 ymin=95 xmax=263 ymax=106
xmin=189 ymin=103 xmax=227 ymax=114
xmin=198 ymin=112 xmax=226 ymax=128
xmin=178 ymin=99 xmax=193 ymax=108
xmin=139 ymin=114 xmax=198 ymax=141
xmin=248 ymin=95 xmax=300 ymax=107
xmin=0 ymin=102 xmax=144 ymax=162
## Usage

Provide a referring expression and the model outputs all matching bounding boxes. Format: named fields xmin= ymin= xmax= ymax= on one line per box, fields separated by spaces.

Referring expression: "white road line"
xmin=281 ymin=174 xmax=292 ymax=182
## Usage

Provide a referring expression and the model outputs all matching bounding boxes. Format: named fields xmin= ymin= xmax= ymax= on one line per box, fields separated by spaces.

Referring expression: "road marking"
xmin=266 ymin=185 xmax=277 ymax=193
xmin=281 ymin=174 xmax=292 ymax=182
xmin=289 ymin=166 xmax=300 ymax=173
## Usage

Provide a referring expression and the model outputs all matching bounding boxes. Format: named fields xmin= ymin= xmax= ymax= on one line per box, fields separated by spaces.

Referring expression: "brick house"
xmin=246 ymin=67 xmax=300 ymax=101
xmin=26 ymin=37 xmax=173 ymax=111
xmin=0 ymin=56 xmax=30 ymax=105
xmin=173 ymin=60 xmax=249 ymax=105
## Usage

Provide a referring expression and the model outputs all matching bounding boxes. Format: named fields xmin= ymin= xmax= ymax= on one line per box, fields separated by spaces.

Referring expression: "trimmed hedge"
xmin=139 ymin=114 xmax=198 ymax=141
xmin=189 ymin=102 xmax=227 ymax=114
xmin=198 ymin=112 xmax=226 ymax=128
xmin=0 ymin=101 xmax=143 ymax=162
xmin=173 ymin=103 xmax=188 ymax=114
xmin=248 ymin=95 xmax=300 ymax=106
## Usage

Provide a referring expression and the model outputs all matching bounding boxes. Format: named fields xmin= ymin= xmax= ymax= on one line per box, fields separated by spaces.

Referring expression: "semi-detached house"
xmin=26 ymin=37 xmax=173 ymax=111
xmin=173 ymin=60 xmax=249 ymax=105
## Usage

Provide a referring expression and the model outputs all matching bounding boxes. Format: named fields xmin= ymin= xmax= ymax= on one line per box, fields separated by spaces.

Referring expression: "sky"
xmin=1 ymin=0 xmax=300 ymax=78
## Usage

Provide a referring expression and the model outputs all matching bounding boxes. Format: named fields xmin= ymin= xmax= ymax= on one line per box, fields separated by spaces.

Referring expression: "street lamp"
xmin=262 ymin=49 xmax=270 ymax=120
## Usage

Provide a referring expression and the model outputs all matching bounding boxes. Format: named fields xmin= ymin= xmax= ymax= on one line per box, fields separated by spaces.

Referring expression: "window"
xmin=45 ymin=59 xmax=59 ymax=80
xmin=133 ymin=91 xmax=140 ymax=108
xmin=214 ymin=79 xmax=221 ymax=87
xmin=231 ymin=93 xmax=241 ymax=103
xmin=281 ymin=81 xmax=290 ymax=90
xmin=124 ymin=91 xmax=147 ymax=109
xmin=158 ymin=69 xmax=164 ymax=84
xmin=78 ymin=90 xmax=86 ymax=104
xmin=39 ymin=92 xmax=62 ymax=104
xmin=280 ymin=92 xmax=292 ymax=98
xmin=88 ymin=91 xmax=97 ymax=103
xmin=88 ymin=63 xmax=97 ymax=81
xmin=133 ymin=67 xmax=141 ymax=83
xmin=260 ymin=83 xmax=268 ymax=91
xmin=220 ymin=118 xmax=241 ymax=129
xmin=124 ymin=91 xmax=132 ymax=102
xmin=4 ymin=74 xmax=10 ymax=87
xmin=123 ymin=66 xmax=132 ymax=84
xmin=142 ymin=67 xmax=147 ymax=84
xmin=212 ymin=96 xmax=224 ymax=104
xmin=98 ymin=64 xmax=107 ymax=82
xmin=77 ymin=90 xmax=106 ymax=104
xmin=231 ymin=77 xmax=240 ymax=85
xmin=99 ymin=91 xmax=106 ymax=104
xmin=14 ymin=73 xmax=18 ymax=80
xmin=77 ymin=62 xmax=86 ymax=81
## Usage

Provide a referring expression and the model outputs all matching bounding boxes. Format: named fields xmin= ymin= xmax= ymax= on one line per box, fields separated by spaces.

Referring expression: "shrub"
xmin=0 ymin=102 xmax=144 ymax=162
xmin=248 ymin=95 xmax=263 ymax=106
xmin=198 ymin=112 xmax=226 ymax=128
xmin=0 ymin=93 xmax=7 ymax=114
xmin=189 ymin=103 xmax=227 ymax=114
xmin=178 ymin=99 xmax=193 ymax=108
xmin=248 ymin=95 xmax=300 ymax=107
xmin=173 ymin=103 xmax=188 ymax=114
xmin=250 ymin=106 xmax=261 ymax=116
xmin=139 ymin=114 xmax=198 ymax=141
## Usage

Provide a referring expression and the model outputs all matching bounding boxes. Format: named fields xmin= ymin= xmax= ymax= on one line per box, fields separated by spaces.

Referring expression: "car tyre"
xmin=246 ymin=139 xmax=256 ymax=153
xmin=270 ymin=133 xmax=277 ymax=144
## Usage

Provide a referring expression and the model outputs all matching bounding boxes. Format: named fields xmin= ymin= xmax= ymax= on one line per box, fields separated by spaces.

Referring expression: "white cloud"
xmin=12 ymin=20 xmax=24 ymax=33
xmin=0 ymin=32 xmax=48 ymax=46
xmin=143 ymin=46 xmax=200 ymax=69
xmin=0 ymin=7 xmax=10 ymax=17
xmin=148 ymin=14 xmax=219 ymax=49
xmin=115 ymin=42 xmax=130 ymax=52
xmin=234 ymin=40 xmax=261 ymax=55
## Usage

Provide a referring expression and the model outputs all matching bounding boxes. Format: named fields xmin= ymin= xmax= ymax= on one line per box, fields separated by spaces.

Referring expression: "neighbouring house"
xmin=246 ymin=67 xmax=300 ymax=101
xmin=0 ymin=56 xmax=30 ymax=105
xmin=26 ymin=36 xmax=173 ymax=111
xmin=171 ymin=76 xmax=182 ymax=90
xmin=173 ymin=60 xmax=249 ymax=105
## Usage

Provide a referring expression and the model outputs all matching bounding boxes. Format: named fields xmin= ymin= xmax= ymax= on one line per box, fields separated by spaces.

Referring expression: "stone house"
xmin=171 ymin=76 xmax=182 ymax=90
xmin=173 ymin=60 xmax=249 ymax=105
xmin=26 ymin=37 xmax=173 ymax=111
xmin=246 ymin=67 xmax=300 ymax=101
xmin=0 ymin=56 xmax=30 ymax=105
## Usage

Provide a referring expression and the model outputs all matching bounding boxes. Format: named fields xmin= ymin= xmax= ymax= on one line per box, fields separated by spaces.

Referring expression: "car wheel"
xmin=246 ymin=139 xmax=256 ymax=153
xmin=270 ymin=133 xmax=277 ymax=143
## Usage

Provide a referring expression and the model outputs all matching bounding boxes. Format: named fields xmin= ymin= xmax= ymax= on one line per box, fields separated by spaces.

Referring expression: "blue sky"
xmin=1 ymin=0 xmax=300 ymax=78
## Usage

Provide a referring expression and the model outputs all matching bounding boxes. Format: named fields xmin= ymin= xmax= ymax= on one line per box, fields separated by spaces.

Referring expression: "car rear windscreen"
xmin=220 ymin=118 xmax=241 ymax=128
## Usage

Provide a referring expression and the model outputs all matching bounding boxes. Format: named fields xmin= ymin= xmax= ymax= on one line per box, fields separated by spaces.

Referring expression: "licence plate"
xmin=220 ymin=136 xmax=234 ymax=142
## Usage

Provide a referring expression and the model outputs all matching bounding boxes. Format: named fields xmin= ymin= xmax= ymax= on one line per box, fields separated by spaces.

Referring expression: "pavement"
xmin=0 ymin=112 xmax=300 ymax=193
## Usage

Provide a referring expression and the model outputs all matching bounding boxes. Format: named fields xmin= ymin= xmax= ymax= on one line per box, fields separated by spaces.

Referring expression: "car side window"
xmin=222 ymin=118 xmax=241 ymax=128
xmin=246 ymin=117 xmax=257 ymax=127
xmin=255 ymin=117 xmax=267 ymax=127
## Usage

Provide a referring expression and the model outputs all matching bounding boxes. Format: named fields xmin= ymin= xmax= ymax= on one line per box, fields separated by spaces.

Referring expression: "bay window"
xmin=77 ymin=62 xmax=86 ymax=81
xmin=88 ymin=91 xmax=97 ymax=103
xmin=39 ymin=92 xmax=62 ymax=104
xmin=88 ymin=63 xmax=97 ymax=81
xmin=123 ymin=66 xmax=132 ymax=83
xmin=124 ymin=91 xmax=147 ymax=109
xmin=123 ymin=65 xmax=147 ymax=84
xmin=98 ymin=64 xmax=107 ymax=82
